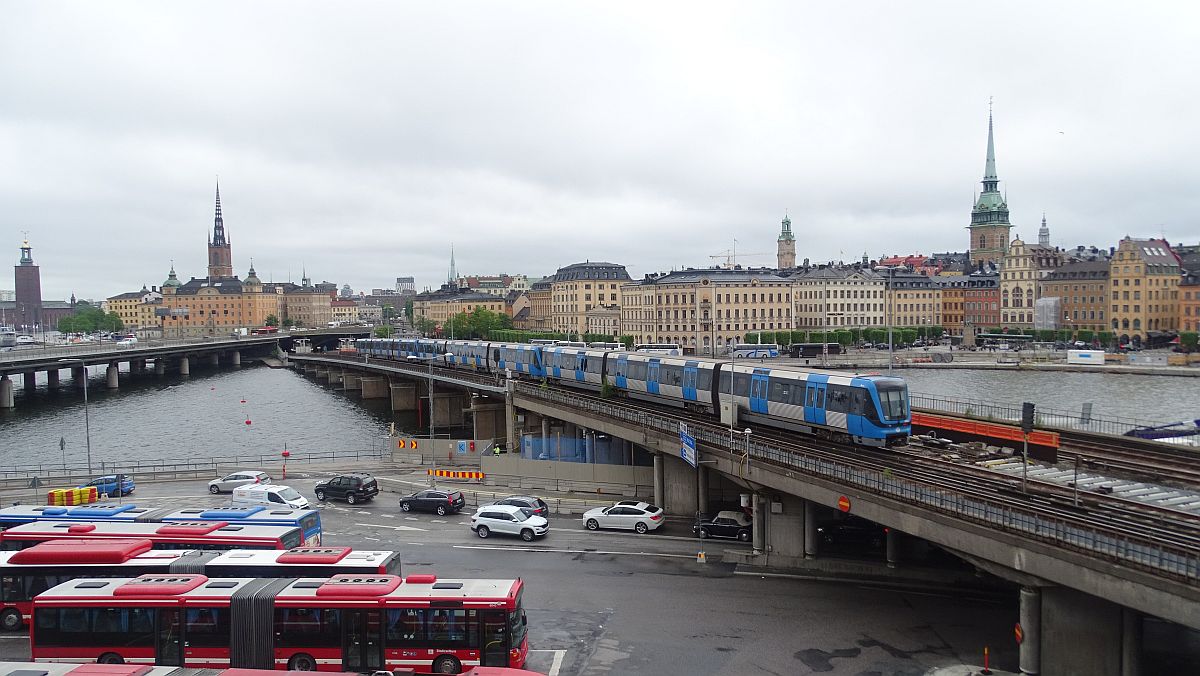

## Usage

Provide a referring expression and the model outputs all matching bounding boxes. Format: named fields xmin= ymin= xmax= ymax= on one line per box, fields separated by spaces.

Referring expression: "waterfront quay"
xmin=0 ymin=466 xmax=1021 ymax=676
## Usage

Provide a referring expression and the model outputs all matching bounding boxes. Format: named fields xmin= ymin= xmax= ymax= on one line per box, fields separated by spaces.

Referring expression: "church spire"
xmin=983 ymin=100 xmax=998 ymax=184
xmin=212 ymin=179 xmax=227 ymax=246
xmin=1039 ymin=212 xmax=1050 ymax=247
xmin=448 ymin=244 xmax=458 ymax=286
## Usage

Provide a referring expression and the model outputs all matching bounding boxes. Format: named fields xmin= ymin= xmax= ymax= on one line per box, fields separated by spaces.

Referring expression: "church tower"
xmin=967 ymin=108 xmax=1013 ymax=267
xmin=1038 ymin=213 xmax=1050 ymax=247
xmin=776 ymin=214 xmax=796 ymax=269
xmin=207 ymin=181 xmax=234 ymax=278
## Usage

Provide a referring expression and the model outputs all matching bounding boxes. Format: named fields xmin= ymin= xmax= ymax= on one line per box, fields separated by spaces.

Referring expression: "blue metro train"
xmin=357 ymin=338 xmax=911 ymax=447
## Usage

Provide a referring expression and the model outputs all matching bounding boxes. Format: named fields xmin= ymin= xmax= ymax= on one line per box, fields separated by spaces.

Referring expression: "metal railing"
xmin=0 ymin=448 xmax=390 ymax=490
xmin=514 ymin=382 xmax=1199 ymax=584
xmin=911 ymin=391 xmax=1200 ymax=445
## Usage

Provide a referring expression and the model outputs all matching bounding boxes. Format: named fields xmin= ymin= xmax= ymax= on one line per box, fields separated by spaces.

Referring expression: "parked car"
xmin=399 ymin=489 xmax=466 ymax=515
xmin=314 ymin=473 xmax=379 ymax=504
xmin=79 ymin=474 xmax=134 ymax=497
xmin=692 ymin=510 xmax=751 ymax=541
xmin=582 ymin=501 xmax=664 ymax=534
xmin=208 ymin=470 xmax=272 ymax=494
xmin=482 ymin=495 xmax=549 ymax=517
xmin=232 ymin=484 xmax=310 ymax=509
xmin=471 ymin=504 xmax=549 ymax=541
xmin=817 ymin=516 xmax=888 ymax=550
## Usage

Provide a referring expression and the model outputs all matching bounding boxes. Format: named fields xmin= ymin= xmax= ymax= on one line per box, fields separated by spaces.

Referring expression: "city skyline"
xmin=3 ymin=2 xmax=1199 ymax=299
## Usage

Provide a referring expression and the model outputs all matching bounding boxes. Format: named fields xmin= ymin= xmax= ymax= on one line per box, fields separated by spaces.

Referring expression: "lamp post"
xmin=409 ymin=352 xmax=453 ymax=486
xmin=874 ymin=266 xmax=898 ymax=371
xmin=58 ymin=358 xmax=92 ymax=474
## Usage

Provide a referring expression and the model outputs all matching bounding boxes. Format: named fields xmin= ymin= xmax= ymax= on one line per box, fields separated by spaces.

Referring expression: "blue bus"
xmin=0 ymin=504 xmax=322 ymax=545
xmin=731 ymin=343 xmax=780 ymax=358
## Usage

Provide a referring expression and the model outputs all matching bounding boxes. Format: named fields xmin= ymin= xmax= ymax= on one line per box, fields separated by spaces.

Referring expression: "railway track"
xmin=1057 ymin=430 xmax=1200 ymax=488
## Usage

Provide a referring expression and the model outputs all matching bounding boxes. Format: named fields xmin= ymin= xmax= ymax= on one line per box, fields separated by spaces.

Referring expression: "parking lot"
xmin=0 ymin=468 xmax=1019 ymax=675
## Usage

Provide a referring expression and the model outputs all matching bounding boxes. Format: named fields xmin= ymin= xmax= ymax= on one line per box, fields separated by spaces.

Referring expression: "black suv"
xmin=314 ymin=473 xmax=379 ymax=505
xmin=399 ymin=489 xmax=467 ymax=516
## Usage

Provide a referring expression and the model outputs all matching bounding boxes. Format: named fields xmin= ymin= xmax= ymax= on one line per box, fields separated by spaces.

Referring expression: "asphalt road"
xmin=0 ymin=472 xmax=1020 ymax=675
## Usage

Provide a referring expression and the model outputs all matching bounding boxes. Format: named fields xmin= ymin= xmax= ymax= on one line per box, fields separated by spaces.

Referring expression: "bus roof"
xmin=0 ymin=540 xmax=396 ymax=571
xmin=158 ymin=506 xmax=318 ymax=522
xmin=0 ymin=520 xmax=300 ymax=540
xmin=36 ymin=574 xmax=522 ymax=605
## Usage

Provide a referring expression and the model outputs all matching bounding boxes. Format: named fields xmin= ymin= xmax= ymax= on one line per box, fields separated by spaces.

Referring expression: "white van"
xmin=232 ymin=484 xmax=310 ymax=509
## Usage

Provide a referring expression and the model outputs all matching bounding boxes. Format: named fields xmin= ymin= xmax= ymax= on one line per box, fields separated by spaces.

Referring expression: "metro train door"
xmin=646 ymin=360 xmax=661 ymax=395
xmin=682 ymin=363 xmax=698 ymax=401
xmin=749 ymin=369 xmax=770 ymax=414
xmin=804 ymin=380 xmax=827 ymax=426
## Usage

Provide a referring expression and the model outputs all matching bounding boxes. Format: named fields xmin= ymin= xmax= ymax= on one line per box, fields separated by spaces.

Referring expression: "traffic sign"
xmin=837 ymin=495 xmax=851 ymax=513
xmin=679 ymin=422 xmax=697 ymax=468
xmin=1014 ymin=622 xmax=1024 ymax=644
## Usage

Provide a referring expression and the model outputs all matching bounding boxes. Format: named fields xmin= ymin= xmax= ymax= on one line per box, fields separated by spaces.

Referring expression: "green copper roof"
xmin=162 ymin=264 xmax=181 ymax=288
xmin=778 ymin=214 xmax=795 ymax=241
xmin=984 ymin=111 xmax=997 ymax=181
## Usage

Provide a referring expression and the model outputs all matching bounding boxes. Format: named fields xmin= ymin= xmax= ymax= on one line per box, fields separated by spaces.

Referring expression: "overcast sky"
xmin=2 ymin=1 xmax=1198 ymax=301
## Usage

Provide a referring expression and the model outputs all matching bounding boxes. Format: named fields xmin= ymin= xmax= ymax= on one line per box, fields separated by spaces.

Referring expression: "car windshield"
xmin=278 ymin=488 xmax=302 ymax=501
xmin=512 ymin=510 xmax=531 ymax=522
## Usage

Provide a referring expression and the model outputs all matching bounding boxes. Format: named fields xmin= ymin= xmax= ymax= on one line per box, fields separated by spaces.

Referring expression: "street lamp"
xmin=57 ymin=358 xmax=92 ymax=474
xmin=408 ymin=352 xmax=453 ymax=486
xmin=874 ymin=266 xmax=899 ymax=371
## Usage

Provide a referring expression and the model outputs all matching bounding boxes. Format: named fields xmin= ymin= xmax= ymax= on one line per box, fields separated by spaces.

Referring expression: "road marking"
xmin=354 ymin=522 xmax=426 ymax=532
xmin=430 ymin=519 xmax=446 ymax=524
xmin=380 ymin=514 xmax=395 ymax=518
xmin=364 ymin=537 xmax=380 ymax=541
xmin=406 ymin=542 xmax=425 ymax=546
xmin=405 ymin=517 xmax=419 ymax=521
xmin=360 ymin=511 xmax=372 ymax=515
xmin=0 ymin=635 xmax=29 ymax=640
xmin=528 ymin=649 xmax=567 ymax=676
xmin=453 ymin=545 xmax=695 ymax=559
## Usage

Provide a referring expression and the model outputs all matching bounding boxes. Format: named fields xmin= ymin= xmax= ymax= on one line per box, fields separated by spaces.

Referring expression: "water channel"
xmin=0 ymin=363 xmax=1195 ymax=469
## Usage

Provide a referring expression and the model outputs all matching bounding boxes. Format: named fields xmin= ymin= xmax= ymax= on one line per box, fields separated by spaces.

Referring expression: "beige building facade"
xmin=551 ymin=262 xmax=630 ymax=337
xmin=791 ymin=266 xmax=884 ymax=330
xmin=1109 ymin=237 xmax=1180 ymax=343
xmin=1000 ymin=237 xmax=1063 ymax=329
xmin=621 ymin=268 xmax=792 ymax=354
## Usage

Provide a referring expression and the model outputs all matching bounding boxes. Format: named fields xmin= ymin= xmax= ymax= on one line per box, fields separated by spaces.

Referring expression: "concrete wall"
xmin=481 ymin=455 xmax=654 ymax=499
xmin=1041 ymin=586 xmax=1123 ymax=675
xmin=661 ymin=451 xmax=698 ymax=515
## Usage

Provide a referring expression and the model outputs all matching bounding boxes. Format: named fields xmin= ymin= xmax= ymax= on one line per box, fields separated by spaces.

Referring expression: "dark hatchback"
xmin=313 ymin=473 xmax=379 ymax=504
xmin=818 ymin=515 xmax=888 ymax=550
xmin=399 ymin=489 xmax=467 ymax=516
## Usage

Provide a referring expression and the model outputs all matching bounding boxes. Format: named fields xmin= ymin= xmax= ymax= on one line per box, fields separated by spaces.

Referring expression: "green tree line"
xmin=57 ymin=302 xmax=124 ymax=334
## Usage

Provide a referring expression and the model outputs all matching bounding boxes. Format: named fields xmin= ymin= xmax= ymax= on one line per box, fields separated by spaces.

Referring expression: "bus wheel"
xmin=1 ymin=609 xmax=21 ymax=631
xmin=432 ymin=655 xmax=461 ymax=674
xmin=288 ymin=653 xmax=317 ymax=671
xmin=98 ymin=653 xmax=124 ymax=665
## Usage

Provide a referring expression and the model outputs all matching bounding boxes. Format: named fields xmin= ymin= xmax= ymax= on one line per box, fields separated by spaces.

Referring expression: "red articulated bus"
xmin=0 ymin=521 xmax=304 ymax=552
xmin=0 ymin=539 xmax=401 ymax=632
xmin=0 ymin=662 xmax=545 ymax=676
xmin=31 ymin=574 xmax=528 ymax=674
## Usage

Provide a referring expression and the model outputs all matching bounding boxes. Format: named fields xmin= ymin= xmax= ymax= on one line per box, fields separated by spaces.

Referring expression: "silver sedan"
xmin=208 ymin=470 xmax=272 ymax=494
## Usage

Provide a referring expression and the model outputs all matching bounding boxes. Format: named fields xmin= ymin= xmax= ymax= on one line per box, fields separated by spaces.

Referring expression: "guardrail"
xmin=515 ymin=382 xmax=1199 ymax=584
xmin=0 ymin=448 xmax=390 ymax=490
xmin=911 ymin=391 xmax=1199 ymax=445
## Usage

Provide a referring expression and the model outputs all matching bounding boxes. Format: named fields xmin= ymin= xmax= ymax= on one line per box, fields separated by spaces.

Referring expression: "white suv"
xmin=471 ymin=504 xmax=549 ymax=542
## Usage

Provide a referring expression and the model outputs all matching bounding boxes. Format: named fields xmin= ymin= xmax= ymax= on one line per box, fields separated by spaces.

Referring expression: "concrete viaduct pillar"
xmin=886 ymin=528 xmax=900 ymax=568
xmin=431 ymin=392 xmax=465 ymax=428
xmin=231 ymin=351 xmax=241 ymax=367
xmin=652 ymin=454 xmax=664 ymax=509
xmin=470 ymin=401 xmax=505 ymax=442
xmin=46 ymin=368 xmax=60 ymax=390
xmin=390 ymin=382 xmax=417 ymax=411
xmin=359 ymin=377 xmax=388 ymax=399
xmin=541 ymin=416 xmax=550 ymax=460
xmin=342 ymin=371 xmax=360 ymax=391
xmin=803 ymin=499 xmax=819 ymax=559
xmin=0 ymin=375 xmax=13 ymax=409
xmin=696 ymin=464 xmax=709 ymax=516
xmin=505 ymin=380 xmax=518 ymax=454
xmin=72 ymin=365 xmax=86 ymax=388
xmin=23 ymin=372 xmax=36 ymax=393
xmin=660 ymin=452 xmax=698 ymax=516
xmin=209 ymin=353 xmax=219 ymax=367
xmin=130 ymin=359 xmax=146 ymax=375
xmin=105 ymin=364 xmax=119 ymax=390
xmin=179 ymin=357 xmax=190 ymax=376
xmin=1037 ymin=586 xmax=1142 ymax=675
xmin=154 ymin=359 xmax=166 ymax=376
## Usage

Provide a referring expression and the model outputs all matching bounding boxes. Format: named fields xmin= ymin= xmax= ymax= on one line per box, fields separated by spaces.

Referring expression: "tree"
xmin=373 ymin=325 xmax=394 ymax=338
xmin=1076 ymin=329 xmax=1095 ymax=343
xmin=382 ymin=305 xmax=396 ymax=321
xmin=265 ymin=314 xmax=279 ymax=327
xmin=1181 ymin=332 xmax=1199 ymax=353
xmin=404 ymin=300 xmax=414 ymax=320
xmin=282 ymin=318 xmax=295 ymax=328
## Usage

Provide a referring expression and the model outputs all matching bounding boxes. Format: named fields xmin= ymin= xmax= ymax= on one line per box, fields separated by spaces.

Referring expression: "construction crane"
xmin=709 ymin=239 xmax=772 ymax=269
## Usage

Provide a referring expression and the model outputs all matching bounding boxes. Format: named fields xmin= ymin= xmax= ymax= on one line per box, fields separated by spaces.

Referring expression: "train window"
xmin=629 ymin=361 xmax=647 ymax=380
xmin=805 ymin=386 xmax=815 ymax=407
xmin=852 ymin=389 xmax=866 ymax=414
xmin=662 ymin=365 xmax=682 ymax=384
xmin=733 ymin=372 xmax=750 ymax=394
xmin=769 ymin=381 xmax=791 ymax=402
xmin=697 ymin=368 xmax=712 ymax=390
